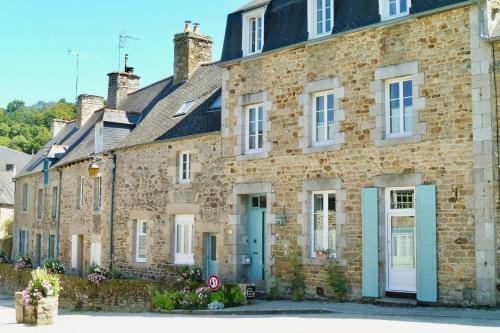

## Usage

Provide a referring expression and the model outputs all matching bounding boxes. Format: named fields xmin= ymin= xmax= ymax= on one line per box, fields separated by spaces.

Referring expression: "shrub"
xmin=176 ymin=265 xmax=203 ymax=288
xmin=21 ymin=268 xmax=61 ymax=306
xmin=288 ymin=253 xmax=305 ymax=301
xmin=42 ymin=257 xmax=65 ymax=274
xmin=153 ymin=291 xmax=180 ymax=311
xmin=207 ymin=301 xmax=224 ymax=310
xmin=210 ymin=289 xmax=227 ymax=304
xmin=228 ymin=285 xmax=244 ymax=306
xmin=267 ymin=278 xmax=282 ymax=300
xmin=326 ymin=261 xmax=348 ymax=301
xmin=15 ymin=255 xmax=33 ymax=270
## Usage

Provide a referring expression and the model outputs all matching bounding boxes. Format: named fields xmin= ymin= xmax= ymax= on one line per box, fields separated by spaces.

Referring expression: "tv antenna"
xmin=67 ymin=49 xmax=98 ymax=101
xmin=118 ymin=31 xmax=139 ymax=71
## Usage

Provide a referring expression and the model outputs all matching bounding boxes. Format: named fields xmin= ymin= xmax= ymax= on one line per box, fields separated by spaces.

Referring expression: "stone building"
xmin=11 ymin=0 xmax=500 ymax=308
xmin=218 ymin=0 xmax=499 ymax=306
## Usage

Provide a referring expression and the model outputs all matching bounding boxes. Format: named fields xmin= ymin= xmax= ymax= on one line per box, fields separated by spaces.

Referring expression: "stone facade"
xmin=220 ymin=5 xmax=497 ymax=305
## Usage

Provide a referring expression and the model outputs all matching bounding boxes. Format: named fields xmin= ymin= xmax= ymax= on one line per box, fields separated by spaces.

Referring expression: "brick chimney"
xmin=50 ymin=119 xmax=68 ymax=138
xmin=173 ymin=21 xmax=213 ymax=85
xmin=107 ymin=55 xmax=140 ymax=109
xmin=77 ymin=95 xmax=105 ymax=128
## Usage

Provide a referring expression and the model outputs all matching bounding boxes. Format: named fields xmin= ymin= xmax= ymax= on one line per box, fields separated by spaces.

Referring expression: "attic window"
xmin=174 ymin=100 xmax=195 ymax=117
xmin=379 ymin=0 xmax=411 ymax=21
xmin=207 ymin=96 xmax=222 ymax=112
xmin=242 ymin=7 xmax=265 ymax=57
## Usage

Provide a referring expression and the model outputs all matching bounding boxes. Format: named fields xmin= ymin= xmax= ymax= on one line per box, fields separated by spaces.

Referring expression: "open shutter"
xmin=362 ymin=188 xmax=379 ymax=297
xmin=416 ymin=184 xmax=437 ymax=302
xmin=24 ymin=230 xmax=29 ymax=256
xmin=71 ymin=235 xmax=78 ymax=269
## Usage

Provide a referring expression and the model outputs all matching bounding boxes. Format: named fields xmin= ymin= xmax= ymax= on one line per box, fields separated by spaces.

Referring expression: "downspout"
xmin=55 ymin=167 xmax=62 ymax=258
xmin=11 ymin=178 xmax=17 ymax=262
xmin=108 ymin=152 xmax=117 ymax=270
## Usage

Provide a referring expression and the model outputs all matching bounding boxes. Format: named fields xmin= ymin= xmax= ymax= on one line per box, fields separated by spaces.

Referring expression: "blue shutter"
xmin=25 ymin=230 xmax=29 ymax=256
xmin=362 ymin=188 xmax=379 ymax=297
xmin=43 ymin=159 xmax=49 ymax=187
xmin=416 ymin=184 xmax=437 ymax=302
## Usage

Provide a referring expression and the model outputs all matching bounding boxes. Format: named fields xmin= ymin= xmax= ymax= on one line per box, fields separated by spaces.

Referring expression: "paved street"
xmin=1 ymin=298 xmax=500 ymax=332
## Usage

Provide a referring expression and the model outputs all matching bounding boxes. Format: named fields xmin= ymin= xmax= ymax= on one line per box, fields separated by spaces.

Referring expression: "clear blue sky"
xmin=0 ymin=0 xmax=248 ymax=108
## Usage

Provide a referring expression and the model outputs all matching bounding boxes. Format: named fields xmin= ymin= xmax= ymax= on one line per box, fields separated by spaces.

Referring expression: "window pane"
xmin=327 ymin=94 xmax=334 ymax=141
xmin=210 ymin=236 xmax=217 ymax=261
xmin=313 ymin=194 xmax=324 ymax=252
xmin=390 ymin=189 xmax=414 ymax=209
xmin=328 ymin=193 xmax=336 ymax=255
xmin=257 ymin=17 xmax=263 ymax=51
xmin=252 ymin=196 xmax=259 ymax=208
xmin=316 ymin=96 xmax=325 ymax=142
xmin=317 ymin=0 xmax=323 ymax=34
xmin=325 ymin=0 xmax=332 ymax=32
xmin=391 ymin=216 xmax=415 ymax=268
xmin=389 ymin=0 xmax=397 ymax=15
xmin=250 ymin=18 xmax=256 ymax=52
xmin=258 ymin=107 xmax=263 ymax=149
xmin=400 ymin=0 xmax=407 ymax=13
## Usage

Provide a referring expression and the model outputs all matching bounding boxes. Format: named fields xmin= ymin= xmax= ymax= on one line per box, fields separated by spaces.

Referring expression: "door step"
xmin=375 ymin=297 xmax=418 ymax=307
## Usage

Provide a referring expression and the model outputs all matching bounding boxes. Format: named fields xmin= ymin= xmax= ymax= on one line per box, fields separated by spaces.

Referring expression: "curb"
xmin=153 ymin=308 xmax=337 ymax=316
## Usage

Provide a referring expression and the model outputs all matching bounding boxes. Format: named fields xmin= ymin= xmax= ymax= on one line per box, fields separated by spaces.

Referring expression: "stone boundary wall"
xmin=0 ymin=264 xmax=177 ymax=312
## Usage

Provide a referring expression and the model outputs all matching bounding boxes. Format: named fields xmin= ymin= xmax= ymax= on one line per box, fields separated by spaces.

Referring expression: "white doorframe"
xmin=385 ymin=187 xmax=417 ymax=293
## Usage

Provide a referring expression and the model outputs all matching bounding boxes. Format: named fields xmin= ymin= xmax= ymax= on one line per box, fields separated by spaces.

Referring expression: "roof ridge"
xmin=0 ymin=145 xmax=31 ymax=157
xmin=127 ymin=77 xmax=173 ymax=96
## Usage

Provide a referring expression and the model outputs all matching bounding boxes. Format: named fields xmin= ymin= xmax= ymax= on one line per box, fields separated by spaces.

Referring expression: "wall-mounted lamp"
xmin=88 ymin=162 xmax=100 ymax=178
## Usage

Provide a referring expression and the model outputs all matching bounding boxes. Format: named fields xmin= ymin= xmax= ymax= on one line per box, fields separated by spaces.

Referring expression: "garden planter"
xmin=315 ymin=253 xmax=329 ymax=260
xmin=15 ymin=292 xmax=58 ymax=326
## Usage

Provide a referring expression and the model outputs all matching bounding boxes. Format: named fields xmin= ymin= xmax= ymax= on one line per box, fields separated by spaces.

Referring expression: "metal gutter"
xmin=219 ymin=0 xmax=476 ymax=67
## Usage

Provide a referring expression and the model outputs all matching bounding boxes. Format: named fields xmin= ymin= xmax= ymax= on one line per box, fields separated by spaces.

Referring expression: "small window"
xmin=380 ymin=0 xmax=411 ymax=21
xmin=312 ymin=91 xmax=335 ymax=145
xmin=174 ymin=100 xmax=195 ymax=117
xmin=311 ymin=191 xmax=336 ymax=258
xmin=51 ymin=186 xmax=58 ymax=218
xmin=77 ymin=176 xmax=84 ymax=209
xmin=390 ymin=189 xmax=414 ymax=209
xmin=309 ymin=0 xmax=334 ymax=38
xmin=36 ymin=188 xmax=43 ymax=218
xmin=22 ymin=183 xmax=28 ymax=211
xmin=47 ymin=235 xmax=55 ymax=258
xmin=93 ymin=177 xmax=102 ymax=211
xmin=385 ymin=78 xmax=413 ymax=138
xmin=174 ymin=215 xmax=194 ymax=265
xmin=179 ymin=152 xmax=191 ymax=184
xmin=245 ymin=104 xmax=264 ymax=153
xmin=135 ymin=221 xmax=147 ymax=262
xmin=6 ymin=163 xmax=14 ymax=172
xmin=243 ymin=8 xmax=265 ymax=56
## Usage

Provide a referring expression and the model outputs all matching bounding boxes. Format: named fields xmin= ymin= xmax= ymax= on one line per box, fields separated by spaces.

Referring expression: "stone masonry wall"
xmin=221 ymin=6 xmax=479 ymax=304
xmin=493 ymin=40 xmax=500 ymax=304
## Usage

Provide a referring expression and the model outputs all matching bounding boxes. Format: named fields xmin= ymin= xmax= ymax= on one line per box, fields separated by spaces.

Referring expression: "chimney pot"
xmin=184 ymin=20 xmax=192 ymax=32
xmin=193 ymin=23 xmax=200 ymax=33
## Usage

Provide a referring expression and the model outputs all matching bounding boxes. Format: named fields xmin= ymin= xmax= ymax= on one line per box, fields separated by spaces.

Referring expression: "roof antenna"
xmin=118 ymin=31 xmax=139 ymax=71
xmin=67 ymin=49 xmax=99 ymax=102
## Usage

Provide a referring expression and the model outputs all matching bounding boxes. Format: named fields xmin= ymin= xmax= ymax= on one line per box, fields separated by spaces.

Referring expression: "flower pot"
xmin=315 ymin=252 xmax=329 ymax=260
xmin=22 ymin=296 xmax=59 ymax=326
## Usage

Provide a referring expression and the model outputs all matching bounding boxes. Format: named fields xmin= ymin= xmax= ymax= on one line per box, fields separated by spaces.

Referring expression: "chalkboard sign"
xmin=246 ymin=285 xmax=256 ymax=299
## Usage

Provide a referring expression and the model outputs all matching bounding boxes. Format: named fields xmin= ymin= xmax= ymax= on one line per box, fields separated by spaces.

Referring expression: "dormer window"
xmin=174 ymin=100 xmax=195 ymax=117
xmin=308 ymin=0 xmax=334 ymax=39
xmin=380 ymin=0 xmax=410 ymax=21
xmin=242 ymin=7 xmax=265 ymax=56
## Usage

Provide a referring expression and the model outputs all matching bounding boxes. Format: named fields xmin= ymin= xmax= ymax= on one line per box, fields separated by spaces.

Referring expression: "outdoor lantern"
xmin=88 ymin=162 xmax=100 ymax=177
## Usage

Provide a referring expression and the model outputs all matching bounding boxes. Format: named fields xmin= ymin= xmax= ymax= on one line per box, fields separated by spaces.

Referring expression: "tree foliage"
xmin=0 ymin=99 xmax=76 ymax=154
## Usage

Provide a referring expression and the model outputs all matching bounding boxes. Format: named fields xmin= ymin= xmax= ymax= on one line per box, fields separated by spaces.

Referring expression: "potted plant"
xmin=14 ymin=255 xmax=33 ymax=270
xmin=315 ymin=248 xmax=333 ymax=260
xmin=16 ymin=268 xmax=60 ymax=325
xmin=0 ymin=250 xmax=9 ymax=263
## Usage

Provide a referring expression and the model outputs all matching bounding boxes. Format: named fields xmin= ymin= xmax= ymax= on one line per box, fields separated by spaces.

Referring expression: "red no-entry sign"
xmin=207 ymin=274 xmax=221 ymax=291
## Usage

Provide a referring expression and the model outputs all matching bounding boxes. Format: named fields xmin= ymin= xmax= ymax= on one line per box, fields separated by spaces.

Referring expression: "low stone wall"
xmin=0 ymin=264 xmax=177 ymax=312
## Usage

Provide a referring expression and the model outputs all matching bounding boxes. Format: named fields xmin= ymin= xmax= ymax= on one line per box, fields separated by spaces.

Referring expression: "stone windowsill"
xmin=303 ymin=257 xmax=347 ymax=267
xmin=303 ymin=144 xmax=341 ymax=154
xmin=236 ymin=151 xmax=268 ymax=161
xmin=377 ymin=134 xmax=421 ymax=146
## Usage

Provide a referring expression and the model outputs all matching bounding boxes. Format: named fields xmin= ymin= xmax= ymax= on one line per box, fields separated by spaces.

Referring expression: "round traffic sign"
xmin=207 ymin=274 xmax=221 ymax=291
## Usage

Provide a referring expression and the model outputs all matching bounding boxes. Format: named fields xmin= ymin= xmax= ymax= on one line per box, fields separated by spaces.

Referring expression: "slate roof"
xmin=116 ymin=63 xmax=223 ymax=148
xmin=221 ymin=0 xmax=470 ymax=62
xmin=0 ymin=147 xmax=30 ymax=205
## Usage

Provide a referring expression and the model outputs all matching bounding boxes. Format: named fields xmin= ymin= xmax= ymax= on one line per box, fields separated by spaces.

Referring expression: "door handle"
xmin=253 ymin=252 xmax=258 ymax=255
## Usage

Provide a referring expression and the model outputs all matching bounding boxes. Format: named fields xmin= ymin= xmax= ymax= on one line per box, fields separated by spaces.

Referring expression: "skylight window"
xmin=174 ymin=100 xmax=195 ymax=117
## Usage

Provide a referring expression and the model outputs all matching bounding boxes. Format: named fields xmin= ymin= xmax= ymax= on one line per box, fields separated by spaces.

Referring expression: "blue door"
xmin=204 ymin=234 xmax=218 ymax=278
xmin=248 ymin=195 xmax=266 ymax=280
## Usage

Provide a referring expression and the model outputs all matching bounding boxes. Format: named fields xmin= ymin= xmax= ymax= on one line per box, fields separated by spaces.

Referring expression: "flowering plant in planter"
xmin=315 ymin=248 xmax=334 ymax=259
xmin=21 ymin=268 xmax=61 ymax=306
xmin=176 ymin=265 xmax=203 ymax=288
xmin=86 ymin=264 xmax=109 ymax=285
xmin=15 ymin=255 xmax=33 ymax=270
xmin=42 ymin=258 xmax=65 ymax=275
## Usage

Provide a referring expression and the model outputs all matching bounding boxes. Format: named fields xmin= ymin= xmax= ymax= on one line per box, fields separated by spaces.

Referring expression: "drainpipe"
xmin=55 ymin=167 xmax=62 ymax=258
xmin=108 ymin=152 xmax=117 ymax=270
xmin=11 ymin=178 xmax=17 ymax=262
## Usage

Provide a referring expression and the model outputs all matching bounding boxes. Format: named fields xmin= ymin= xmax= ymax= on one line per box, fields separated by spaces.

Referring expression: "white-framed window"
xmin=308 ymin=0 xmax=334 ymax=39
xmin=312 ymin=91 xmax=335 ymax=145
xmin=174 ymin=214 xmax=194 ymax=265
xmin=245 ymin=104 xmax=264 ymax=153
xmin=135 ymin=221 xmax=147 ymax=263
xmin=311 ymin=191 xmax=336 ymax=258
xmin=179 ymin=152 xmax=191 ymax=183
xmin=90 ymin=241 xmax=102 ymax=266
xmin=51 ymin=186 xmax=58 ymax=218
xmin=94 ymin=121 xmax=104 ymax=154
xmin=71 ymin=234 xmax=79 ymax=269
xmin=385 ymin=77 xmax=413 ymax=138
xmin=242 ymin=7 xmax=265 ymax=56
xmin=174 ymin=100 xmax=195 ymax=117
xmin=380 ymin=0 xmax=411 ymax=21
xmin=36 ymin=188 xmax=43 ymax=218
xmin=22 ymin=183 xmax=28 ymax=211
xmin=93 ymin=177 xmax=102 ymax=211
xmin=77 ymin=176 xmax=84 ymax=209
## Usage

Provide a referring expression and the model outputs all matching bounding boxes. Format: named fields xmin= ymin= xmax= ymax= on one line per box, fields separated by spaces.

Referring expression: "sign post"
xmin=207 ymin=274 xmax=221 ymax=291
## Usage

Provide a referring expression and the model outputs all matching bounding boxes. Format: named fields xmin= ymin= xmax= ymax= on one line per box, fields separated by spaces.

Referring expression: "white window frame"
xmin=174 ymin=214 xmax=194 ymax=265
xmin=174 ymin=100 xmax=195 ymax=117
xmin=71 ymin=234 xmax=78 ymax=269
xmin=94 ymin=177 xmax=102 ymax=211
xmin=77 ymin=176 xmax=84 ymax=209
xmin=312 ymin=90 xmax=335 ymax=146
xmin=242 ymin=7 xmax=265 ymax=57
xmin=308 ymin=0 xmax=334 ymax=39
xmin=310 ymin=190 xmax=336 ymax=258
xmin=94 ymin=121 xmax=104 ymax=154
xmin=379 ymin=0 xmax=411 ymax=21
xmin=245 ymin=104 xmax=264 ymax=154
xmin=135 ymin=221 xmax=147 ymax=263
xmin=179 ymin=151 xmax=191 ymax=184
xmin=385 ymin=77 xmax=413 ymax=139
